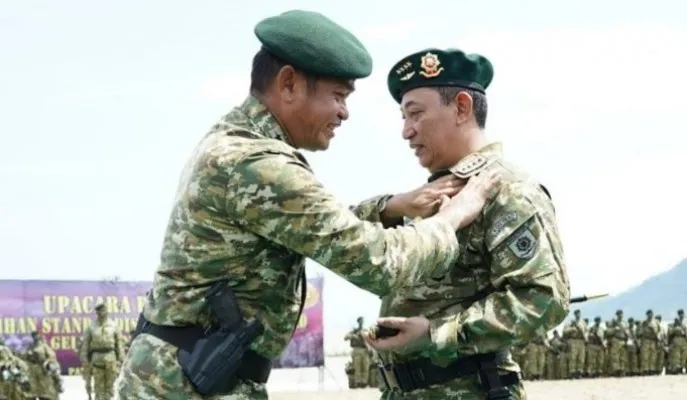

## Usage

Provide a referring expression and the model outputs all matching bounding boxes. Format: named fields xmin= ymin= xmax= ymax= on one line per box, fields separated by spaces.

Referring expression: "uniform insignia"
xmin=399 ymin=71 xmax=415 ymax=81
xmin=395 ymin=61 xmax=413 ymax=75
xmin=489 ymin=211 xmax=518 ymax=236
xmin=419 ymin=52 xmax=444 ymax=78
xmin=507 ymin=228 xmax=537 ymax=259
xmin=448 ymin=153 xmax=489 ymax=179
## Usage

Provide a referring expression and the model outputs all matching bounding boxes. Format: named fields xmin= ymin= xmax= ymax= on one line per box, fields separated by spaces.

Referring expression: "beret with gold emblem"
xmin=254 ymin=10 xmax=373 ymax=79
xmin=387 ymin=48 xmax=494 ymax=103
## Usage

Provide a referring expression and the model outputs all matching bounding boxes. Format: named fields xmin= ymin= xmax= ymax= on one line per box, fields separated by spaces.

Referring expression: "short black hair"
xmin=433 ymin=86 xmax=488 ymax=129
xmin=249 ymin=48 xmax=318 ymax=95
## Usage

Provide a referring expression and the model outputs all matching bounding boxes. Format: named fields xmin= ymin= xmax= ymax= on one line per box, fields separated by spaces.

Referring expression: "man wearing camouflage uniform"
xmin=626 ymin=318 xmax=641 ymax=375
xmin=76 ymin=336 xmax=93 ymax=399
xmin=638 ymin=309 xmax=661 ymax=375
xmin=562 ymin=309 xmax=587 ymax=378
xmin=80 ymin=303 xmax=123 ymax=400
xmin=667 ymin=309 xmax=686 ymax=374
xmin=655 ymin=314 xmax=668 ymax=374
xmin=344 ymin=317 xmax=370 ymax=388
xmin=523 ymin=333 xmax=547 ymax=380
xmin=585 ymin=317 xmax=605 ymax=378
xmin=363 ymin=47 xmax=571 ymax=400
xmin=114 ymin=10 xmax=499 ymax=400
xmin=24 ymin=331 xmax=62 ymax=400
xmin=0 ymin=337 xmax=31 ymax=400
xmin=605 ymin=310 xmax=628 ymax=376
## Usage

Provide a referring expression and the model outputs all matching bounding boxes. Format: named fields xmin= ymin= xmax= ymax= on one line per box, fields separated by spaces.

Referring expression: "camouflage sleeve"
xmin=429 ymin=181 xmax=570 ymax=354
xmin=224 ymin=150 xmax=460 ymax=297
xmin=348 ymin=195 xmax=405 ymax=228
xmin=79 ymin=328 xmax=91 ymax=362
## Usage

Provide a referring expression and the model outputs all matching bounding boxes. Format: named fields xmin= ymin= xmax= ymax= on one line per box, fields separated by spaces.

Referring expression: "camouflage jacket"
xmin=80 ymin=319 xmax=123 ymax=366
xmin=377 ymin=143 xmax=570 ymax=374
xmin=121 ymin=96 xmax=461 ymax=398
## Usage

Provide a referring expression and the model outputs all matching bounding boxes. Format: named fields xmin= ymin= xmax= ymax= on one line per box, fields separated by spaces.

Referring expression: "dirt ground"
xmin=271 ymin=375 xmax=687 ymax=400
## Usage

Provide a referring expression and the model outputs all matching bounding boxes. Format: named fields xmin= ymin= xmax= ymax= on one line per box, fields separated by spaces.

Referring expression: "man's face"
xmin=281 ymin=72 xmax=352 ymax=151
xmin=96 ymin=309 xmax=107 ymax=319
xmin=400 ymin=88 xmax=461 ymax=172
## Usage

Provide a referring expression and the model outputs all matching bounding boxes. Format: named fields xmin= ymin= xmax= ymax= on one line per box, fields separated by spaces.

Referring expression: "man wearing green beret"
xmin=363 ymin=48 xmax=571 ymax=399
xmin=113 ymin=12 xmax=500 ymax=400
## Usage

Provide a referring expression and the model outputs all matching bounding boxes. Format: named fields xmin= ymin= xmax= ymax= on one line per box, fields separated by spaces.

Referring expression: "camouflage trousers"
xmin=567 ymin=339 xmax=586 ymax=375
xmin=92 ymin=362 xmax=118 ymax=400
xmin=523 ymin=343 xmax=545 ymax=378
xmin=351 ymin=348 xmax=370 ymax=386
xmin=627 ymin=345 xmax=639 ymax=374
xmin=585 ymin=345 xmax=605 ymax=376
xmin=607 ymin=339 xmax=627 ymax=374
xmin=0 ymin=380 xmax=24 ymax=400
xmin=639 ymin=340 xmax=658 ymax=373
xmin=668 ymin=336 xmax=687 ymax=372
xmin=83 ymin=363 xmax=93 ymax=397
xmin=380 ymin=374 xmax=527 ymax=400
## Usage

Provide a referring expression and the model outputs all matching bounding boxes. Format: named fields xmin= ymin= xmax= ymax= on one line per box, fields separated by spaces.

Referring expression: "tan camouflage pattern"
xmin=344 ymin=326 xmax=370 ymax=387
xmin=376 ymin=143 xmax=570 ymax=399
xmin=0 ymin=342 xmax=30 ymax=400
xmin=606 ymin=318 xmax=629 ymax=375
xmin=668 ymin=316 xmax=687 ymax=373
xmin=639 ymin=316 xmax=661 ymax=373
xmin=585 ymin=321 xmax=606 ymax=377
xmin=114 ymin=96 xmax=462 ymax=399
xmin=81 ymin=318 xmax=123 ymax=400
xmin=562 ymin=318 xmax=587 ymax=377
xmin=24 ymin=336 xmax=60 ymax=400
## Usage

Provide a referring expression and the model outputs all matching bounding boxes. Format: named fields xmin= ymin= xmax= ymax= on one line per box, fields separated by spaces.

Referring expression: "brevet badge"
xmin=396 ymin=60 xmax=415 ymax=81
xmin=419 ymin=52 xmax=444 ymax=78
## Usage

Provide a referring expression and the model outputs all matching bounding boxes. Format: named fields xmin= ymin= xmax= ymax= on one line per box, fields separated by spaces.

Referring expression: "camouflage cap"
xmin=254 ymin=10 xmax=373 ymax=79
xmin=387 ymin=48 xmax=494 ymax=103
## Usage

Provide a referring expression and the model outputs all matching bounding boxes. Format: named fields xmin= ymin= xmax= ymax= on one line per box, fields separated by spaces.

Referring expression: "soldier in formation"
xmin=344 ymin=317 xmax=370 ymax=388
xmin=21 ymin=331 xmax=62 ymax=400
xmin=79 ymin=303 xmax=124 ymax=400
xmin=0 ymin=337 xmax=31 ymax=400
xmin=519 ymin=307 xmax=687 ymax=380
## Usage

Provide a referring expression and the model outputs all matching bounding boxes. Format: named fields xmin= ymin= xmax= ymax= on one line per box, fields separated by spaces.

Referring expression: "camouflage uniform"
xmin=667 ymin=309 xmax=686 ymax=374
xmin=344 ymin=317 xmax=370 ymax=388
xmin=24 ymin=331 xmax=62 ymax=399
xmin=113 ymin=97 xmax=462 ymax=398
xmin=0 ymin=339 xmax=31 ymax=400
xmin=81 ymin=303 xmax=123 ymax=400
xmin=626 ymin=319 xmax=640 ymax=375
xmin=606 ymin=311 xmax=628 ymax=376
xmin=585 ymin=317 xmax=605 ymax=378
xmin=374 ymin=142 xmax=570 ymax=399
xmin=655 ymin=315 xmax=667 ymax=374
xmin=523 ymin=333 xmax=547 ymax=380
xmin=77 ymin=336 xmax=93 ymax=399
xmin=562 ymin=310 xmax=587 ymax=378
xmin=638 ymin=309 xmax=661 ymax=375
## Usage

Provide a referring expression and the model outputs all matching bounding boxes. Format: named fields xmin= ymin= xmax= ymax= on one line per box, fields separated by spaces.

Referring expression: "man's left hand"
xmin=363 ymin=316 xmax=432 ymax=352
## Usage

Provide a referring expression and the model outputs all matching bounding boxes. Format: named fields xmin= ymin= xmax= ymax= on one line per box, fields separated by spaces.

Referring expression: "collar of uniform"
xmin=427 ymin=142 xmax=503 ymax=182
xmin=237 ymin=95 xmax=296 ymax=146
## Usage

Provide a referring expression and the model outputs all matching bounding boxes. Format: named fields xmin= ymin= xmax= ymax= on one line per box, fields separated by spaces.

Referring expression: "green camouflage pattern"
xmin=376 ymin=143 xmax=570 ymax=399
xmin=82 ymin=318 xmax=124 ymax=400
xmin=24 ymin=337 xmax=60 ymax=400
xmin=114 ymin=95 xmax=462 ymax=399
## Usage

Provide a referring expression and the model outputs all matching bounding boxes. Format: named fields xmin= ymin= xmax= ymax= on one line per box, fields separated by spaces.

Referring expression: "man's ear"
xmin=455 ymin=91 xmax=474 ymax=125
xmin=274 ymin=65 xmax=299 ymax=103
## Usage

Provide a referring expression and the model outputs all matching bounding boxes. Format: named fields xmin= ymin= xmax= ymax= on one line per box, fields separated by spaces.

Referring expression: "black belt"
xmin=378 ymin=351 xmax=519 ymax=400
xmin=133 ymin=315 xmax=272 ymax=384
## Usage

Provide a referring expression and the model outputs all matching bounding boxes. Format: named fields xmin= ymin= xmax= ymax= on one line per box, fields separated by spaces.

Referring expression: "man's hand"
xmin=436 ymin=169 xmax=501 ymax=230
xmin=363 ymin=316 xmax=431 ymax=352
xmin=384 ymin=175 xmax=464 ymax=219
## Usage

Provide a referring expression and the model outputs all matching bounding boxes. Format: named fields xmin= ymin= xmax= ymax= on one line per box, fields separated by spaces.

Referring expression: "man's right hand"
xmin=436 ymin=169 xmax=501 ymax=230
xmin=384 ymin=175 xmax=464 ymax=219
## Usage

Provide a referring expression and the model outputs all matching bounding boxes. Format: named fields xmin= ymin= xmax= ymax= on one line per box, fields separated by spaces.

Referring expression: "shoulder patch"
xmin=449 ymin=153 xmax=489 ymax=179
xmin=506 ymin=226 xmax=538 ymax=259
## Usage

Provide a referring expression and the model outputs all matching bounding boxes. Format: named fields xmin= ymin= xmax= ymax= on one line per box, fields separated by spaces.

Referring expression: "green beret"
xmin=254 ymin=10 xmax=372 ymax=79
xmin=387 ymin=48 xmax=494 ymax=103
xmin=594 ymin=316 xmax=601 ymax=322
xmin=95 ymin=303 xmax=106 ymax=311
xmin=678 ymin=309 xmax=684 ymax=314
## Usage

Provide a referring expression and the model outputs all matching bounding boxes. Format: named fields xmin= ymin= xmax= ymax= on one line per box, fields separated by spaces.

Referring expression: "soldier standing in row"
xmin=24 ymin=331 xmax=62 ymax=400
xmin=523 ymin=333 xmax=547 ymax=380
xmin=344 ymin=317 xmax=370 ymax=388
xmin=606 ymin=310 xmax=629 ymax=376
xmin=562 ymin=309 xmax=587 ymax=378
xmin=0 ymin=337 xmax=31 ymax=400
xmin=76 ymin=336 xmax=93 ymax=400
xmin=639 ymin=309 xmax=661 ymax=375
xmin=586 ymin=317 xmax=605 ymax=378
xmin=667 ymin=309 xmax=687 ymax=374
xmin=80 ymin=303 xmax=123 ymax=400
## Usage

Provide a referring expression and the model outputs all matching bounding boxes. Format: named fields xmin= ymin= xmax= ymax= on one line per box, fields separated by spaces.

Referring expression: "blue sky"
xmin=1 ymin=0 xmax=686 ymax=352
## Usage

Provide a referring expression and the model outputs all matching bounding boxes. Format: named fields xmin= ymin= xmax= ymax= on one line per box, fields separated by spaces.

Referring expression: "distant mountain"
xmin=573 ymin=258 xmax=687 ymax=322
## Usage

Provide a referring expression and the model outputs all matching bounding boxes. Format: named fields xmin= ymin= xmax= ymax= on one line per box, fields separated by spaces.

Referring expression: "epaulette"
xmin=448 ymin=153 xmax=492 ymax=179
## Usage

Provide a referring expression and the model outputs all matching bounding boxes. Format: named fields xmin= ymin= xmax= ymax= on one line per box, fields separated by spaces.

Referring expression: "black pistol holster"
xmin=133 ymin=280 xmax=268 ymax=396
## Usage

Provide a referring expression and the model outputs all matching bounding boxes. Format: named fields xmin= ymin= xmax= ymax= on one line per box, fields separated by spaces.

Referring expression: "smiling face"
xmin=400 ymin=87 xmax=476 ymax=172
xmin=275 ymin=66 xmax=354 ymax=151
